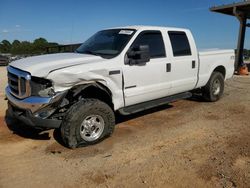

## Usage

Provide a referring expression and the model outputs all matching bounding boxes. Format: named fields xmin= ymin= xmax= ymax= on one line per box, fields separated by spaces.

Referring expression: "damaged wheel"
xmin=60 ymin=99 xmax=115 ymax=148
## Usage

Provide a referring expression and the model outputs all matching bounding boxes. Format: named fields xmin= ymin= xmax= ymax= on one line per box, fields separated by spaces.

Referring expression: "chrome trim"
xmin=7 ymin=66 xmax=31 ymax=99
xmin=5 ymin=86 xmax=65 ymax=113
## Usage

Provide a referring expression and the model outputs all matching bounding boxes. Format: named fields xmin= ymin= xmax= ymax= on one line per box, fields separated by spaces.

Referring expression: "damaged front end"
xmin=6 ymin=66 xmax=68 ymax=128
xmin=6 ymin=86 xmax=67 ymax=128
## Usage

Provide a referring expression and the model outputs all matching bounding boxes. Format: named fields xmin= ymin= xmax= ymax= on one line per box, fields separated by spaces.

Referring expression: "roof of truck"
xmin=109 ymin=25 xmax=189 ymax=32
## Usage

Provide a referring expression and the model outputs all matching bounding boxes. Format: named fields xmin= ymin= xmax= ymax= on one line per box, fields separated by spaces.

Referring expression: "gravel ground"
xmin=0 ymin=66 xmax=249 ymax=188
xmin=0 ymin=66 xmax=7 ymax=98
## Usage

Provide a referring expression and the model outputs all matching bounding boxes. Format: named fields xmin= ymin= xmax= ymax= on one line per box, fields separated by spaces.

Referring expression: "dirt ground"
xmin=0 ymin=66 xmax=249 ymax=188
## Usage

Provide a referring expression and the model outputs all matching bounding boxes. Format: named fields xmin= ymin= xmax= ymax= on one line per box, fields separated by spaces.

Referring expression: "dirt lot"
xmin=0 ymin=66 xmax=249 ymax=188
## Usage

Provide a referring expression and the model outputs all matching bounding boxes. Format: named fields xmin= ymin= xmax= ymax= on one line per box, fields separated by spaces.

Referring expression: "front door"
xmin=122 ymin=30 xmax=171 ymax=106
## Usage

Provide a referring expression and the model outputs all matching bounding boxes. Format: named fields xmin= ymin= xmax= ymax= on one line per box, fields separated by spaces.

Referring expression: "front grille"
xmin=7 ymin=66 xmax=31 ymax=99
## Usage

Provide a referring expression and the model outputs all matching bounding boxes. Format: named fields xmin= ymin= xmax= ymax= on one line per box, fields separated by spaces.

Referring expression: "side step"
xmin=119 ymin=92 xmax=192 ymax=115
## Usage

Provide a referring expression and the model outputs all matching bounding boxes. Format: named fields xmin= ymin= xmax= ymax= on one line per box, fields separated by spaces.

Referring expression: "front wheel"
xmin=202 ymin=71 xmax=224 ymax=102
xmin=60 ymin=99 xmax=115 ymax=148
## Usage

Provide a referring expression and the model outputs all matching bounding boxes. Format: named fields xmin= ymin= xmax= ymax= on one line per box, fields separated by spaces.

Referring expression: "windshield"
xmin=76 ymin=29 xmax=136 ymax=58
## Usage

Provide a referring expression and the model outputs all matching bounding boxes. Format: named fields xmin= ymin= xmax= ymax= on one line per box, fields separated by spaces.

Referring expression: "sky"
xmin=0 ymin=0 xmax=249 ymax=49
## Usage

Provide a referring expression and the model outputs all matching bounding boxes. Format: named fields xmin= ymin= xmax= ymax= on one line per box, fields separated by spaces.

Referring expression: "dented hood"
xmin=10 ymin=53 xmax=104 ymax=77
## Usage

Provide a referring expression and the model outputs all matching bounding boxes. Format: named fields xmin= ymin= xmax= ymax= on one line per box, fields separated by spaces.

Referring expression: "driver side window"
xmin=131 ymin=31 xmax=166 ymax=58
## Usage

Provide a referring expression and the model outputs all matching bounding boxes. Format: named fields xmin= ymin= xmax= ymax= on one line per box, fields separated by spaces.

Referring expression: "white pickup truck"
xmin=6 ymin=26 xmax=235 ymax=148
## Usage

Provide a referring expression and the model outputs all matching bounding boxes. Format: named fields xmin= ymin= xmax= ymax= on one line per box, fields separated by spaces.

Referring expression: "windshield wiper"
xmin=82 ymin=50 xmax=101 ymax=56
xmin=76 ymin=49 xmax=114 ymax=59
xmin=75 ymin=49 xmax=100 ymax=56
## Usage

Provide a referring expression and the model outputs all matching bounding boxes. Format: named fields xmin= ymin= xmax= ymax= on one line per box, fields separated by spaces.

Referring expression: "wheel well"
xmin=68 ymin=83 xmax=114 ymax=110
xmin=213 ymin=66 xmax=226 ymax=78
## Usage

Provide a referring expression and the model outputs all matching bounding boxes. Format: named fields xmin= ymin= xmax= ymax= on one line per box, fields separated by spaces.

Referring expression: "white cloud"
xmin=0 ymin=27 xmax=31 ymax=34
xmin=2 ymin=29 xmax=9 ymax=33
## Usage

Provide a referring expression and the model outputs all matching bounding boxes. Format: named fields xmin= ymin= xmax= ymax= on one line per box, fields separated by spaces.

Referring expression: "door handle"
xmin=166 ymin=63 xmax=171 ymax=72
xmin=192 ymin=60 xmax=196 ymax=69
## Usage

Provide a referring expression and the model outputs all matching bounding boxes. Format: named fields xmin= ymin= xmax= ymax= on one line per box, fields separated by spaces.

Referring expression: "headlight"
xmin=38 ymin=87 xmax=55 ymax=97
xmin=31 ymin=76 xmax=55 ymax=97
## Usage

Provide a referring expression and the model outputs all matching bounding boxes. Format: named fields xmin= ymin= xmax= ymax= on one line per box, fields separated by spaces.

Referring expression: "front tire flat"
xmin=60 ymin=99 xmax=115 ymax=148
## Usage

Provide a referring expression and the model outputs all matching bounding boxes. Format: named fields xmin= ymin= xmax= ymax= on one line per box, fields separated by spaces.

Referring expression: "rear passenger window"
xmin=132 ymin=31 xmax=166 ymax=58
xmin=168 ymin=31 xmax=192 ymax=57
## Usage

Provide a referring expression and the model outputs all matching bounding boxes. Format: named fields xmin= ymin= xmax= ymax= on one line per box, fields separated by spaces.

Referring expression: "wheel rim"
xmin=80 ymin=115 xmax=105 ymax=142
xmin=212 ymin=79 xmax=221 ymax=96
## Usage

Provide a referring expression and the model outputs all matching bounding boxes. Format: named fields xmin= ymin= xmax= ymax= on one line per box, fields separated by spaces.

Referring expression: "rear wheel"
xmin=60 ymin=99 xmax=115 ymax=148
xmin=202 ymin=71 xmax=224 ymax=102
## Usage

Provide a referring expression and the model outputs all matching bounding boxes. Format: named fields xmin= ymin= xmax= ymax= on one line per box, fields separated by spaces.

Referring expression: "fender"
xmin=47 ymin=66 xmax=125 ymax=110
xmin=71 ymin=82 xmax=112 ymax=98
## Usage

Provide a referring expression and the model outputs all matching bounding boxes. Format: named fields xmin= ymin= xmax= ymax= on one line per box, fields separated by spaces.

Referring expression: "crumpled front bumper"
xmin=5 ymin=86 xmax=65 ymax=128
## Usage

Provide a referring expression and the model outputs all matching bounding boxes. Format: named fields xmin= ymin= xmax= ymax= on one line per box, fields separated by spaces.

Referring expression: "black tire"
xmin=60 ymin=99 xmax=115 ymax=148
xmin=202 ymin=71 xmax=224 ymax=102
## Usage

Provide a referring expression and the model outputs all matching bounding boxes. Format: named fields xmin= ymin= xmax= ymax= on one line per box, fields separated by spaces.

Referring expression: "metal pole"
xmin=234 ymin=8 xmax=247 ymax=69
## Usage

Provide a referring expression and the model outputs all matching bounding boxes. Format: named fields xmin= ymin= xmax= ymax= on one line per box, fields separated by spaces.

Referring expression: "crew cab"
xmin=5 ymin=26 xmax=235 ymax=148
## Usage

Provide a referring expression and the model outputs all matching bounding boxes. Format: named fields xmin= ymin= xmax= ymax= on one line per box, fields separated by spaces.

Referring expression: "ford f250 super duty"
xmin=5 ymin=26 xmax=235 ymax=148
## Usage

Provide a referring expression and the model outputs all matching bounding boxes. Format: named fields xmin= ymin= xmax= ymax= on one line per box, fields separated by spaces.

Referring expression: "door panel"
xmin=169 ymin=57 xmax=198 ymax=95
xmin=123 ymin=58 xmax=170 ymax=106
xmin=122 ymin=30 xmax=171 ymax=106
xmin=167 ymin=31 xmax=198 ymax=95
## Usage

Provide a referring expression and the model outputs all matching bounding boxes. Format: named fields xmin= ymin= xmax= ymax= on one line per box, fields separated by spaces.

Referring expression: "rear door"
xmin=122 ymin=30 xmax=171 ymax=106
xmin=167 ymin=31 xmax=199 ymax=95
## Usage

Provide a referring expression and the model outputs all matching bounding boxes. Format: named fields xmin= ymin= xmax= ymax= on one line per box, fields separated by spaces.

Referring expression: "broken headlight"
xmin=31 ymin=76 xmax=55 ymax=97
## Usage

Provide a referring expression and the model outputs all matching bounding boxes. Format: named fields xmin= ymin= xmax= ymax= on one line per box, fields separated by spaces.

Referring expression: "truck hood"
xmin=10 ymin=53 xmax=104 ymax=77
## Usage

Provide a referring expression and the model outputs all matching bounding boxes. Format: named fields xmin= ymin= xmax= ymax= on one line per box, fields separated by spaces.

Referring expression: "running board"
xmin=119 ymin=92 xmax=192 ymax=115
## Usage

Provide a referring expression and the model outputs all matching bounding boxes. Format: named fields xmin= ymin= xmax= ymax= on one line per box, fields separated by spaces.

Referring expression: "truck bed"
xmin=196 ymin=49 xmax=235 ymax=88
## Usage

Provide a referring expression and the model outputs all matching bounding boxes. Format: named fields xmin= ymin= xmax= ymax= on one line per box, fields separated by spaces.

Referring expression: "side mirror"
xmin=127 ymin=45 xmax=150 ymax=65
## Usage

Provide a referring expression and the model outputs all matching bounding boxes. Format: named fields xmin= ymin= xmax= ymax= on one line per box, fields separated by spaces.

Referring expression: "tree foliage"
xmin=0 ymin=40 xmax=12 ymax=53
xmin=0 ymin=38 xmax=58 ymax=55
xmin=243 ymin=49 xmax=250 ymax=58
xmin=32 ymin=38 xmax=48 ymax=54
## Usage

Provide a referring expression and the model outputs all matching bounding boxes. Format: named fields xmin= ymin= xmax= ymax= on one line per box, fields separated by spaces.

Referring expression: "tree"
xmin=11 ymin=40 xmax=21 ymax=54
xmin=0 ymin=37 xmax=61 ymax=55
xmin=0 ymin=40 xmax=12 ymax=53
xmin=32 ymin=37 xmax=48 ymax=54
xmin=243 ymin=49 xmax=250 ymax=59
xmin=19 ymin=41 xmax=32 ymax=55
xmin=12 ymin=39 xmax=21 ymax=46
